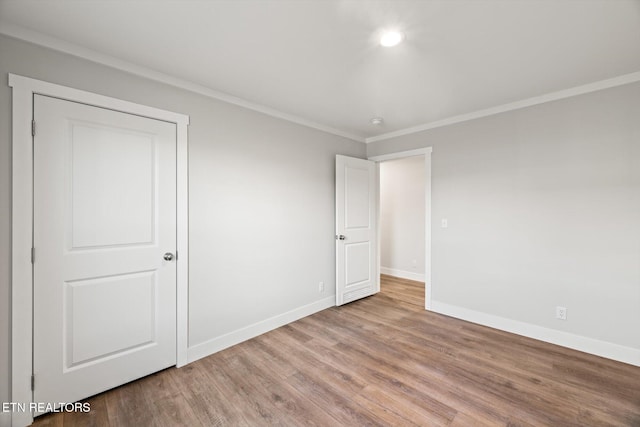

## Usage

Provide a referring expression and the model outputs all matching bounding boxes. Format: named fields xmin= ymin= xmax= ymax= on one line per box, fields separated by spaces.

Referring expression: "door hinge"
xmin=31 ymin=247 xmax=35 ymax=264
xmin=31 ymin=120 xmax=36 ymax=137
xmin=31 ymin=374 xmax=35 ymax=391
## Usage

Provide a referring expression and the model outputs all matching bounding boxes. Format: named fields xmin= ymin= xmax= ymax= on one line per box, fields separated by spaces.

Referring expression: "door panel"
xmin=335 ymin=155 xmax=377 ymax=306
xmin=33 ymin=95 xmax=177 ymax=413
xmin=345 ymin=166 xmax=371 ymax=228
xmin=65 ymin=271 xmax=157 ymax=367
xmin=70 ymin=123 xmax=156 ymax=248
xmin=345 ymin=242 xmax=371 ymax=285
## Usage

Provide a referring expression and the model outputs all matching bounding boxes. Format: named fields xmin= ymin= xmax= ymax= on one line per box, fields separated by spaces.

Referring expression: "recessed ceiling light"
xmin=370 ymin=117 xmax=384 ymax=126
xmin=380 ymin=30 xmax=404 ymax=47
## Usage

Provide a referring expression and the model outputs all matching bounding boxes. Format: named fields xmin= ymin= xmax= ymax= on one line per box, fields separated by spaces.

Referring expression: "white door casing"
xmin=32 ymin=95 xmax=177 ymax=412
xmin=335 ymin=155 xmax=377 ymax=305
xmin=10 ymin=74 xmax=189 ymax=427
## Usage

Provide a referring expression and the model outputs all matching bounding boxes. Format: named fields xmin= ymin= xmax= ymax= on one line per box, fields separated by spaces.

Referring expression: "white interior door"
xmin=335 ymin=155 xmax=377 ymax=305
xmin=33 ymin=94 xmax=177 ymax=413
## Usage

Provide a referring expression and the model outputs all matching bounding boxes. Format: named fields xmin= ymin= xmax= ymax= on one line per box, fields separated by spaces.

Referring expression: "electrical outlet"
xmin=441 ymin=219 xmax=448 ymax=228
xmin=556 ymin=306 xmax=567 ymax=320
xmin=319 ymin=281 xmax=324 ymax=293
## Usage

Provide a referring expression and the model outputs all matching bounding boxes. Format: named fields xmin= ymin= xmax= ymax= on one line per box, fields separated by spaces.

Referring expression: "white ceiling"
xmin=1 ymin=0 xmax=639 ymax=142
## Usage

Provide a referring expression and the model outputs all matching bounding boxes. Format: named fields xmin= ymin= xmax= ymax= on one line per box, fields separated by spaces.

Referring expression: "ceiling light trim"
xmin=365 ymin=71 xmax=640 ymax=143
xmin=0 ymin=21 xmax=366 ymax=143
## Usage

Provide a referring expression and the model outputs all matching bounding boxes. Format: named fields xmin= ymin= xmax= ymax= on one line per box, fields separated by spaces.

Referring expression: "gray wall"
xmin=0 ymin=34 xmax=365 ymax=408
xmin=380 ymin=156 xmax=426 ymax=277
xmin=368 ymin=82 xmax=640 ymax=350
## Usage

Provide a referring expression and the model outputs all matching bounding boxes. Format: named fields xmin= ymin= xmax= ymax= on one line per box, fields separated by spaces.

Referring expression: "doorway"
xmin=369 ymin=148 xmax=432 ymax=310
xmin=379 ymin=155 xmax=426 ymax=307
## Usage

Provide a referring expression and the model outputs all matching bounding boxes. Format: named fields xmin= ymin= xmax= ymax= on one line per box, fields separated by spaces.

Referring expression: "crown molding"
xmin=365 ymin=71 xmax=640 ymax=144
xmin=0 ymin=21 xmax=366 ymax=143
xmin=3 ymin=21 xmax=638 ymax=146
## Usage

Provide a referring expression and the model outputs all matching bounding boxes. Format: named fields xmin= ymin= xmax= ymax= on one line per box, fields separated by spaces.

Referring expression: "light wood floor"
xmin=33 ymin=275 xmax=640 ymax=426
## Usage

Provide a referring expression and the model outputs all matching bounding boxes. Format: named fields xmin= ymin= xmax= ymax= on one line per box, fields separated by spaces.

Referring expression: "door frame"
xmin=368 ymin=147 xmax=433 ymax=310
xmin=9 ymin=74 xmax=190 ymax=427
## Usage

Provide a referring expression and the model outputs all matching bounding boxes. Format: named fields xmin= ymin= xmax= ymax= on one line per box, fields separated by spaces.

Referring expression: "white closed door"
xmin=33 ymin=95 xmax=177 ymax=413
xmin=335 ymin=155 xmax=377 ymax=305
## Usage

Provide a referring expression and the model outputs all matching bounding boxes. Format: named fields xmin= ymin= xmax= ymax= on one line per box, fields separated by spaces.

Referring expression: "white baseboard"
xmin=431 ymin=300 xmax=640 ymax=367
xmin=380 ymin=267 xmax=425 ymax=282
xmin=186 ymin=296 xmax=335 ymax=364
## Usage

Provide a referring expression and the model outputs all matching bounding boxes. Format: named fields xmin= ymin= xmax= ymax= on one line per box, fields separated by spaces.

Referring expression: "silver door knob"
xmin=163 ymin=252 xmax=174 ymax=261
xmin=336 ymin=235 xmax=346 ymax=240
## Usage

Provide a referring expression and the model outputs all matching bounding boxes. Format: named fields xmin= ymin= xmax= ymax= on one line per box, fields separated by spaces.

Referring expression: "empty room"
xmin=1 ymin=1 xmax=639 ymax=426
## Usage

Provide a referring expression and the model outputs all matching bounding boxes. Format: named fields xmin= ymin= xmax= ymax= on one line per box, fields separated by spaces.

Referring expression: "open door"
xmin=335 ymin=155 xmax=377 ymax=305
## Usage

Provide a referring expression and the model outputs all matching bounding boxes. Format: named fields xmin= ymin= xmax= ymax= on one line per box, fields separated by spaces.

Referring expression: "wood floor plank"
xmin=167 ymin=363 xmax=237 ymax=426
xmin=234 ymin=340 xmax=346 ymax=426
xmin=352 ymin=385 xmax=433 ymax=427
xmin=31 ymin=275 xmax=640 ymax=426
xmin=61 ymin=395 xmax=108 ymax=427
